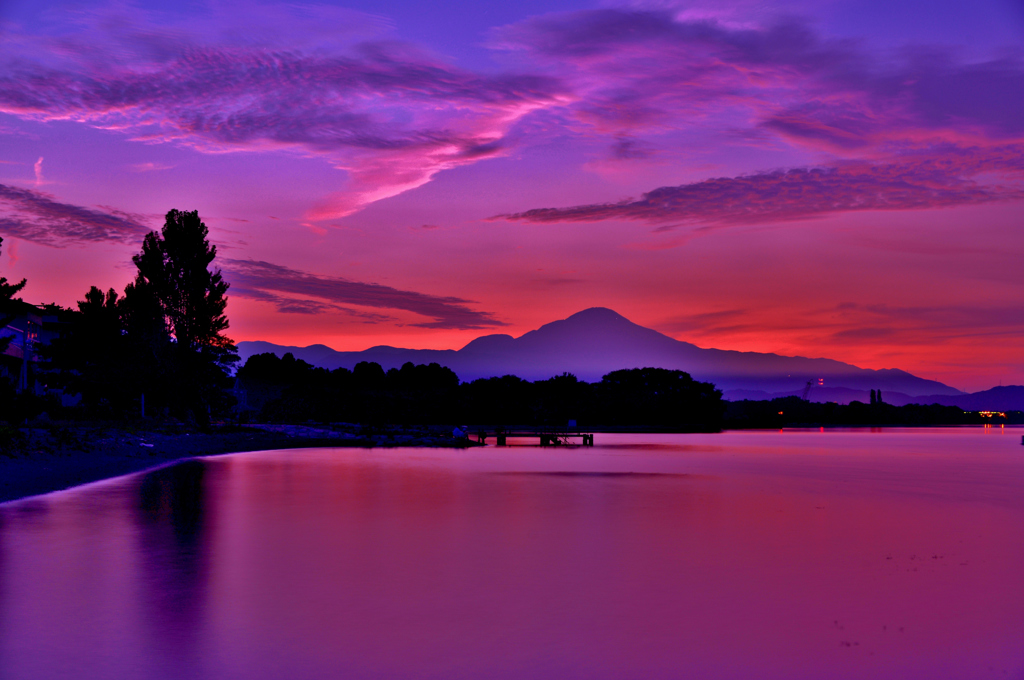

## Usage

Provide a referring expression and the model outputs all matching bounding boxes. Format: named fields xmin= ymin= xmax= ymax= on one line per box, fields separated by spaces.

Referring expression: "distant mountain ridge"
xmin=238 ymin=308 xmax=967 ymax=399
xmin=726 ymin=385 xmax=1024 ymax=410
xmin=891 ymin=385 xmax=1024 ymax=411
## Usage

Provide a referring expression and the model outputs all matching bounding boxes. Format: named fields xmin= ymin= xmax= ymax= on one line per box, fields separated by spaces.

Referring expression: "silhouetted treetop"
xmin=0 ymin=236 xmax=27 ymax=356
xmin=38 ymin=210 xmax=238 ymax=423
xmin=133 ymin=209 xmax=232 ymax=352
xmin=235 ymin=354 xmax=725 ymax=430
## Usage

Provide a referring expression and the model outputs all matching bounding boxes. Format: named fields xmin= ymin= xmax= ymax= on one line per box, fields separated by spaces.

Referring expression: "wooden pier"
xmin=472 ymin=427 xmax=594 ymax=446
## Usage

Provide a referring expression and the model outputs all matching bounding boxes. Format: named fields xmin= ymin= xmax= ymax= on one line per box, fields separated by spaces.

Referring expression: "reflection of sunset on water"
xmin=2 ymin=429 xmax=1023 ymax=679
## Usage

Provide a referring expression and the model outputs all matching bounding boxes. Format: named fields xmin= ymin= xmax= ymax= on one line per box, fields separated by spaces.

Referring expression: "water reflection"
xmin=0 ymin=430 xmax=1023 ymax=679
xmin=134 ymin=460 xmax=213 ymax=675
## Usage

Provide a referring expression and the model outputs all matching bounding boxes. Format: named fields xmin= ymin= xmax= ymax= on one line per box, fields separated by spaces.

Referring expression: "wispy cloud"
xmin=500 ymin=10 xmax=1024 ymax=226
xmin=0 ymin=7 xmax=567 ymax=220
xmin=492 ymin=9 xmax=1024 ymax=144
xmin=4 ymin=5 xmax=1024 ymax=225
xmin=0 ymin=183 xmax=151 ymax=246
xmin=0 ymin=123 xmax=37 ymax=139
xmin=32 ymin=157 xmax=44 ymax=187
xmin=499 ymin=145 xmax=1024 ymax=225
xmin=657 ymin=301 xmax=1024 ymax=367
xmin=242 ymin=290 xmax=393 ymax=321
xmin=129 ymin=162 xmax=174 ymax=172
xmin=658 ymin=308 xmax=753 ymax=336
xmin=6 ymin=236 xmax=19 ymax=266
xmin=827 ymin=301 xmax=1024 ymax=343
xmin=221 ymin=258 xmax=506 ymax=329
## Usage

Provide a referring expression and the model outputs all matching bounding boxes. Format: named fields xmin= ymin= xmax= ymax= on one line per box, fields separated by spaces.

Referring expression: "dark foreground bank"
xmin=0 ymin=422 xmax=479 ymax=504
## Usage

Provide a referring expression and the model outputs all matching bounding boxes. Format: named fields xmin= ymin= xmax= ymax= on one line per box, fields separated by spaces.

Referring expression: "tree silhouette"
xmin=132 ymin=210 xmax=237 ymax=423
xmin=71 ymin=286 xmax=126 ymax=410
xmin=598 ymin=368 xmax=724 ymax=429
xmin=133 ymin=210 xmax=232 ymax=353
xmin=235 ymin=354 xmax=728 ymax=431
xmin=37 ymin=211 xmax=236 ymax=421
xmin=120 ymin=266 xmax=174 ymax=414
xmin=0 ymin=236 xmax=27 ymax=356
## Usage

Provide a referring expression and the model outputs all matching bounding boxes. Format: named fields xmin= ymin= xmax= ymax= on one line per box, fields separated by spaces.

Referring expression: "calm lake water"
xmin=2 ymin=428 xmax=1023 ymax=679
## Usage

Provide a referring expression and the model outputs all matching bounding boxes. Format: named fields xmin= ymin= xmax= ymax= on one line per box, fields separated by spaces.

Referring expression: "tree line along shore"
xmin=1 ymin=210 xmax=1019 ymax=503
xmin=234 ymin=351 xmax=1018 ymax=429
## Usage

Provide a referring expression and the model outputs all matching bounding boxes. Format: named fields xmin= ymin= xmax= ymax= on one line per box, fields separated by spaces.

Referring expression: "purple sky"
xmin=1 ymin=0 xmax=1023 ymax=390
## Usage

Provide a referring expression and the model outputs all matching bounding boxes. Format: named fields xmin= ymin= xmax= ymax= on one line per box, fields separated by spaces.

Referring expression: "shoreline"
xmin=0 ymin=423 xmax=479 ymax=505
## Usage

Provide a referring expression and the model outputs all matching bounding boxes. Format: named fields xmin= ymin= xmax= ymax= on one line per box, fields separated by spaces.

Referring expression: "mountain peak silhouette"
xmin=238 ymin=308 xmax=962 ymax=397
xmin=562 ymin=307 xmax=631 ymax=323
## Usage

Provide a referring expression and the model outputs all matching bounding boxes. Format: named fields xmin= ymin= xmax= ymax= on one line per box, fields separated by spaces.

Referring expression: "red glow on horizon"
xmin=0 ymin=1 xmax=1021 ymax=392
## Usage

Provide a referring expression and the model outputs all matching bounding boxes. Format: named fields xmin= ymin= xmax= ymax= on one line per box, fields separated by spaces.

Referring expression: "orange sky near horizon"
xmin=2 ymin=0 xmax=1023 ymax=392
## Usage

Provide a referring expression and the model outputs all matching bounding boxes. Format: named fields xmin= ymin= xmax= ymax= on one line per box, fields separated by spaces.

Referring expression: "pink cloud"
xmin=0 ymin=183 xmax=151 ymax=246
xmin=0 ymin=123 xmax=37 ymax=139
xmin=4 ymin=6 xmax=1024 ymax=230
xmin=492 ymin=9 xmax=1024 ymax=151
xmin=222 ymin=258 xmax=506 ymax=330
xmin=0 ymin=12 xmax=567 ymax=222
xmin=498 ymin=144 xmax=1024 ymax=225
xmin=129 ymin=162 xmax=174 ymax=172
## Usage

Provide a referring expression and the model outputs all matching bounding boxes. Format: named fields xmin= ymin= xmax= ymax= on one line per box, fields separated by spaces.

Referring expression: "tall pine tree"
xmin=131 ymin=210 xmax=237 ymax=423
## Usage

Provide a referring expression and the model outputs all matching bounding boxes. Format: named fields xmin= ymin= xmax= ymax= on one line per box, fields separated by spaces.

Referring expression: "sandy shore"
xmin=0 ymin=422 xmax=478 ymax=504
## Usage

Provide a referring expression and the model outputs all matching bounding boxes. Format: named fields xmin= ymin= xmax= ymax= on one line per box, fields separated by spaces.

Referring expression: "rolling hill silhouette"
xmin=239 ymin=307 xmax=963 ymax=398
